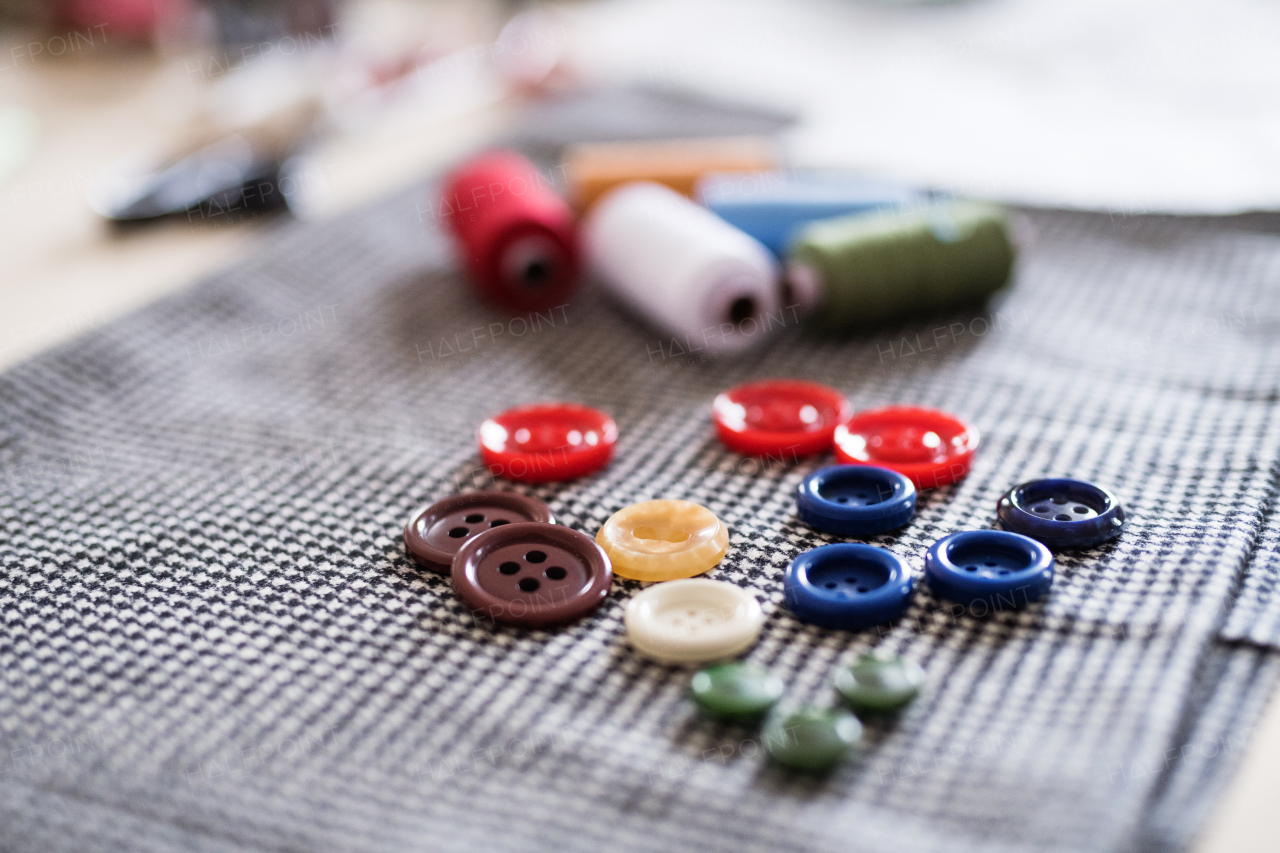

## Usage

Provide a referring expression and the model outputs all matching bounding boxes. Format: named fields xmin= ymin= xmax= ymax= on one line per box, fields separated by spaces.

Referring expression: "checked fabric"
xmin=2 ymin=94 xmax=1280 ymax=853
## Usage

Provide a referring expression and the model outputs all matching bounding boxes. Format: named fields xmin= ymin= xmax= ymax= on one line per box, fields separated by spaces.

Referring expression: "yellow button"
xmin=596 ymin=499 xmax=730 ymax=582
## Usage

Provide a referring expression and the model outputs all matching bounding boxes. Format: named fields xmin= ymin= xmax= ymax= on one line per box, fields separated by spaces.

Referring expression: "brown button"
xmin=404 ymin=492 xmax=554 ymax=573
xmin=452 ymin=522 xmax=613 ymax=628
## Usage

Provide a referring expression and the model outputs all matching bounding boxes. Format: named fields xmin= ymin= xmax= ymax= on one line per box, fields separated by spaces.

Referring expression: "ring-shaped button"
xmin=924 ymin=530 xmax=1053 ymax=613
xmin=712 ymin=379 xmax=851 ymax=458
xmin=833 ymin=406 xmax=978 ymax=489
xmin=596 ymin=499 xmax=729 ymax=582
xmin=625 ymin=578 xmax=764 ymax=664
xmin=997 ymin=477 xmax=1125 ymax=549
xmin=762 ymin=706 xmax=862 ymax=772
xmin=796 ymin=465 xmax=917 ymax=536
xmin=452 ymin=522 xmax=613 ymax=628
xmin=690 ymin=661 xmax=785 ymax=722
xmin=784 ymin=544 xmax=914 ymax=630
xmin=834 ymin=654 xmax=925 ymax=713
xmin=478 ymin=403 xmax=618 ymax=483
xmin=404 ymin=491 xmax=554 ymax=573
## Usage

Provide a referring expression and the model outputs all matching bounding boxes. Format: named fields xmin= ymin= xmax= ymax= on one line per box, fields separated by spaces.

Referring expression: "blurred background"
xmin=0 ymin=1 xmax=1277 ymax=847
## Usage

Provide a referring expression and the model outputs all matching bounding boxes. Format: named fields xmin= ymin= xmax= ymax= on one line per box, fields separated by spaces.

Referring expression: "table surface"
xmin=0 ymin=40 xmax=1274 ymax=853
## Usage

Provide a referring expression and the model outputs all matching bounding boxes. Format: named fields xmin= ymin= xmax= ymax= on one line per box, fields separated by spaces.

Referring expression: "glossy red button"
xmin=478 ymin=403 xmax=617 ymax=482
xmin=833 ymin=406 xmax=978 ymax=489
xmin=452 ymin=522 xmax=613 ymax=628
xmin=712 ymin=379 xmax=851 ymax=457
xmin=404 ymin=491 xmax=554 ymax=573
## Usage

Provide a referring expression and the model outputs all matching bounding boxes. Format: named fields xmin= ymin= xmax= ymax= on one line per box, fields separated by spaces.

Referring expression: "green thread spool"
xmin=786 ymin=200 xmax=1015 ymax=332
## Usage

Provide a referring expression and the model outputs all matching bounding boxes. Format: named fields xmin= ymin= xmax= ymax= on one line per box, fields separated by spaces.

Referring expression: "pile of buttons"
xmin=404 ymin=380 xmax=1126 ymax=772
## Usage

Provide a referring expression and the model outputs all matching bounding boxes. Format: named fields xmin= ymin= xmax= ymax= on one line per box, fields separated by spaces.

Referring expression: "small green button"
xmin=834 ymin=654 xmax=925 ymax=713
xmin=762 ymin=705 xmax=862 ymax=772
xmin=690 ymin=662 xmax=785 ymax=722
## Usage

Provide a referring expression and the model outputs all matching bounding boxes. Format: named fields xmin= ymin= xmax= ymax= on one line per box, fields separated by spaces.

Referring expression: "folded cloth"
xmin=2 ymin=97 xmax=1280 ymax=853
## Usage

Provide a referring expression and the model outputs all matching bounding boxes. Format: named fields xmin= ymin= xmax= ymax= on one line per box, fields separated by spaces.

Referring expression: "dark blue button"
xmin=796 ymin=465 xmax=916 ymax=536
xmin=996 ymin=478 xmax=1125 ymax=549
xmin=924 ymin=530 xmax=1053 ymax=613
xmin=784 ymin=544 xmax=914 ymax=630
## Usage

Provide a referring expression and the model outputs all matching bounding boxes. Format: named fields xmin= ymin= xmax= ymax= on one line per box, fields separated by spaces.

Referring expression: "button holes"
xmin=836 ymin=496 xmax=849 ymax=503
xmin=1073 ymin=506 xmax=1089 ymax=514
xmin=518 ymin=578 xmax=540 ymax=592
xmin=998 ymin=570 xmax=1010 ymax=575
xmin=984 ymin=561 xmax=996 ymax=567
xmin=825 ymin=582 xmax=837 ymax=589
xmin=856 ymin=586 xmax=869 ymax=593
xmin=490 ymin=519 xmax=509 ymax=527
xmin=1051 ymin=496 xmax=1068 ymax=504
xmin=855 ymin=492 xmax=868 ymax=499
xmin=704 ymin=616 xmax=715 ymax=624
xmin=545 ymin=566 xmax=567 ymax=580
xmin=1055 ymin=514 xmax=1072 ymax=521
xmin=448 ymin=527 xmax=469 ymax=538
xmin=844 ymin=577 xmax=856 ymax=583
xmin=1033 ymin=505 xmax=1050 ymax=513
xmin=464 ymin=514 xmax=484 ymax=523
xmin=687 ymin=610 xmax=697 ymax=616
xmin=526 ymin=550 xmax=547 ymax=563
xmin=499 ymin=562 xmax=521 ymax=575
xmin=965 ymin=565 xmax=978 ymax=572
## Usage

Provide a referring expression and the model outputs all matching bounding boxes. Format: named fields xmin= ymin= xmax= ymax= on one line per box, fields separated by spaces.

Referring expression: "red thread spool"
xmin=439 ymin=150 xmax=580 ymax=313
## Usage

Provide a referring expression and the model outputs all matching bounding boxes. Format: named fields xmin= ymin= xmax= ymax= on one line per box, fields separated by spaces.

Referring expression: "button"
xmin=625 ymin=578 xmax=763 ymax=664
xmin=834 ymin=654 xmax=925 ymax=713
xmin=404 ymin=491 xmax=554 ymax=573
xmin=997 ymin=477 xmax=1125 ymax=549
xmin=784 ymin=544 xmax=914 ymax=630
xmin=597 ymin=500 xmax=729 ymax=582
xmin=712 ymin=379 xmax=851 ymax=458
xmin=833 ymin=406 xmax=978 ymax=489
xmin=478 ymin=403 xmax=618 ymax=483
xmin=924 ymin=530 xmax=1054 ymax=613
xmin=795 ymin=465 xmax=916 ymax=536
xmin=451 ymin=522 xmax=613 ymax=628
xmin=762 ymin=706 xmax=862 ymax=772
xmin=690 ymin=661 xmax=785 ymax=722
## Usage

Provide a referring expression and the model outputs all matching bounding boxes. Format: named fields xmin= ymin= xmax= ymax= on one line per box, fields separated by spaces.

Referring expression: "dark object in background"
xmin=198 ymin=0 xmax=335 ymax=46
xmin=440 ymin=150 xmax=582 ymax=314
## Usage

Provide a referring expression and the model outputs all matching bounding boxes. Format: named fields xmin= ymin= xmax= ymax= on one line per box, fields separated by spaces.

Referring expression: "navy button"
xmin=796 ymin=465 xmax=916 ymax=536
xmin=784 ymin=544 xmax=914 ymax=630
xmin=997 ymin=478 xmax=1125 ymax=549
xmin=925 ymin=530 xmax=1053 ymax=613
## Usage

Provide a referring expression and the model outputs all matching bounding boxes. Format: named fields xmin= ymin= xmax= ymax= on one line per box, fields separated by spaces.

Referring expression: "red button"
xmin=833 ymin=406 xmax=978 ymax=489
xmin=478 ymin=403 xmax=617 ymax=482
xmin=712 ymin=379 xmax=851 ymax=457
xmin=452 ymin=522 xmax=613 ymax=628
xmin=404 ymin=491 xmax=554 ymax=573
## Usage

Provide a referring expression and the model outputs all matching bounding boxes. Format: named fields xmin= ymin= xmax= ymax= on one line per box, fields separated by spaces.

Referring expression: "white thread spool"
xmin=583 ymin=182 xmax=780 ymax=355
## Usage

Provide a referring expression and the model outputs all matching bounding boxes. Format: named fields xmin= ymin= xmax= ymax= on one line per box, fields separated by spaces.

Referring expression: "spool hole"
xmin=522 ymin=258 xmax=552 ymax=287
xmin=727 ymin=296 xmax=756 ymax=325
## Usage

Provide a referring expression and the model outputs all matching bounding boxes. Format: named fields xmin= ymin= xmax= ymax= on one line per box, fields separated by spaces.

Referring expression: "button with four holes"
xmin=796 ymin=465 xmax=917 ymax=536
xmin=404 ymin=491 xmax=554 ymax=573
xmin=690 ymin=661 xmax=785 ymax=723
xmin=451 ymin=522 xmax=612 ymax=628
xmin=997 ymin=477 xmax=1125 ymax=549
xmin=833 ymin=406 xmax=978 ymax=489
xmin=784 ymin=544 xmax=914 ymax=630
xmin=625 ymin=578 xmax=764 ymax=664
xmin=763 ymin=705 xmax=862 ymax=772
xmin=478 ymin=403 xmax=618 ymax=482
xmin=597 ymin=499 xmax=729 ymax=582
xmin=834 ymin=654 xmax=925 ymax=713
xmin=712 ymin=379 xmax=851 ymax=458
xmin=924 ymin=530 xmax=1053 ymax=612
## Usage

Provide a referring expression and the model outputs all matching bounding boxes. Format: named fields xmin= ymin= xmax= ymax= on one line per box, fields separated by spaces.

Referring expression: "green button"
xmin=834 ymin=654 xmax=925 ymax=713
xmin=690 ymin=662 xmax=785 ymax=722
xmin=762 ymin=706 xmax=862 ymax=772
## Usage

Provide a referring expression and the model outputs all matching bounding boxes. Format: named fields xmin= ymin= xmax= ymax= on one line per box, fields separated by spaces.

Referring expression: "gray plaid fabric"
xmin=3 ymin=94 xmax=1280 ymax=853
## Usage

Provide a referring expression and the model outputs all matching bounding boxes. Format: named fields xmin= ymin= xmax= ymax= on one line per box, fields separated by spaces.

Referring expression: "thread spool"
xmin=564 ymin=136 xmax=776 ymax=211
xmin=584 ymin=182 xmax=780 ymax=355
xmin=786 ymin=200 xmax=1015 ymax=331
xmin=439 ymin=150 xmax=580 ymax=313
xmin=697 ymin=171 xmax=921 ymax=257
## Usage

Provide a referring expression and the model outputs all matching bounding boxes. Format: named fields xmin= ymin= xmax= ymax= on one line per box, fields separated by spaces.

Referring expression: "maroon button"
xmin=452 ymin=522 xmax=613 ymax=628
xmin=404 ymin=491 xmax=554 ymax=573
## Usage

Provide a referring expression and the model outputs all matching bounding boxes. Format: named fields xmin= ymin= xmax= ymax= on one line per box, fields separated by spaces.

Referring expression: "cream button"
xmin=596 ymin=499 xmax=729 ymax=582
xmin=624 ymin=578 xmax=764 ymax=664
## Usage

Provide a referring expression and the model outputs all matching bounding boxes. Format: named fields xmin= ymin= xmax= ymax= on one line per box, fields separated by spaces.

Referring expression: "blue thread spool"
xmin=697 ymin=171 xmax=920 ymax=257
